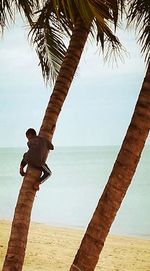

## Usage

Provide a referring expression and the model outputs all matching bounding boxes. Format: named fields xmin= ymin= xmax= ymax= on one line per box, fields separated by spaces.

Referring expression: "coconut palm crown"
xmin=31 ymin=0 xmax=125 ymax=83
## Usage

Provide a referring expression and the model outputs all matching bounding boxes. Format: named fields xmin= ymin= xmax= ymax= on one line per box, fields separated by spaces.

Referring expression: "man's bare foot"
xmin=32 ymin=182 xmax=40 ymax=191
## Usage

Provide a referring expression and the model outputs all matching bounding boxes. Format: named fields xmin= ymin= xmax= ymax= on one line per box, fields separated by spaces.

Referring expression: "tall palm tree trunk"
xmin=70 ymin=64 xmax=150 ymax=271
xmin=2 ymin=18 xmax=89 ymax=271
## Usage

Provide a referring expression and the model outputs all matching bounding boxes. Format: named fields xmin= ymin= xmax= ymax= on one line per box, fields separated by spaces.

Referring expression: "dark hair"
xmin=26 ymin=128 xmax=36 ymax=136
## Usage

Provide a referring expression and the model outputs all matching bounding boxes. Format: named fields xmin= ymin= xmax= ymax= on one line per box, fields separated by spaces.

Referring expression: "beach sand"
xmin=0 ymin=220 xmax=150 ymax=271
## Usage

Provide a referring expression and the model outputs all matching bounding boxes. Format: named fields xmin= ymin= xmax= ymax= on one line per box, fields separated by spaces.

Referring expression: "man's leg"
xmin=32 ymin=164 xmax=52 ymax=190
xmin=40 ymin=163 xmax=52 ymax=183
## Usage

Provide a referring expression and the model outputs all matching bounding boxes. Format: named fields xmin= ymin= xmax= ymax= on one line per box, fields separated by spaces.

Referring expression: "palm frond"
xmin=61 ymin=0 xmax=77 ymax=23
xmin=30 ymin=3 xmax=67 ymax=83
xmin=14 ymin=0 xmax=40 ymax=25
xmin=87 ymin=0 xmax=123 ymax=61
xmin=0 ymin=0 xmax=14 ymax=32
xmin=94 ymin=18 xmax=125 ymax=64
xmin=127 ymin=0 xmax=150 ymax=64
xmin=0 ymin=0 xmax=40 ymax=33
xmin=103 ymin=34 xmax=125 ymax=65
xmin=88 ymin=0 xmax=126 ymax=28
xmin=34 ymin=27 xmax=66 ymax=84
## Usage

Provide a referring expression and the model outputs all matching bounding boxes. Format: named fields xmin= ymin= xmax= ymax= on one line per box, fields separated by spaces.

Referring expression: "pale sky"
xmin=0 ymin=20 xmax=148 ymax=147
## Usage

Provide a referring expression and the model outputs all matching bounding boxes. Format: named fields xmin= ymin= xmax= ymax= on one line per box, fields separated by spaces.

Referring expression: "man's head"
xmin=26 ymin=128 xmax=36 ymax=140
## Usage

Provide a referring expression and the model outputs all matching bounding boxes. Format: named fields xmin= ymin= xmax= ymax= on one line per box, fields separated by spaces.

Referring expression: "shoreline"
xmin=32 ymin=220 xmax=150 ymax=241
xmin=1 ymin=218 xmax=150 ymax=240
xmin=1 ymin=220 xmax=150 ymax=271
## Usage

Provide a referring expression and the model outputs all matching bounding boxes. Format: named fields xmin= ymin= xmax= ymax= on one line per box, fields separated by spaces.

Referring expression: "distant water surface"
xmin=0 ymin=146 xmax=150 ymax=239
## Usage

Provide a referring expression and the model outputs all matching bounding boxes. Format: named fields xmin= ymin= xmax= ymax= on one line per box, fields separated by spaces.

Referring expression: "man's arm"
xmin=20 ymin=153 xmax=28 ymax=176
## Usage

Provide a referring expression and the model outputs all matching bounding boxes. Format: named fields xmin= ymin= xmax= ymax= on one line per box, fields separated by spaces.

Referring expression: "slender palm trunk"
xmin=2 ymin=18 xmax=89 ymax=271
xmin=70 ymin=64 xmax=150 ymax=271
xmin=39 ymin=19 xmax=89 ymax=140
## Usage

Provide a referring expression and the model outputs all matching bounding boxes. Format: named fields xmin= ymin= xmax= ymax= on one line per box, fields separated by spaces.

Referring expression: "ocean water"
xmin=0 ymin=146 xmax=150 ymax=239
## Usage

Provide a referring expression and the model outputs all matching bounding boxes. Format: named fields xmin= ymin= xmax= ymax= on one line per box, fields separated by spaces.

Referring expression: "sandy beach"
xmin=0 ymin=220 xmax=150 ymax=271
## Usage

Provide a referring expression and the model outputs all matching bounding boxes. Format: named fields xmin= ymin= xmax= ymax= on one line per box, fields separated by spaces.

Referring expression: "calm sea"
xmin=0 ymin=146 xmax=150 ymax=239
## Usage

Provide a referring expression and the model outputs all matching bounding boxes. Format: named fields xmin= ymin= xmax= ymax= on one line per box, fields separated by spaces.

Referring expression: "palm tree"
xmin=69 ymin=1 xmax=150 ymax=270
xmin=2 ymin=1 xmax=123 ymax=271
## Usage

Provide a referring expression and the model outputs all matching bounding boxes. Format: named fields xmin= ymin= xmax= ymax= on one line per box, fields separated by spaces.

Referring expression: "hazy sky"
xmin=0 ymin=20 xmax=148 ymax=147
